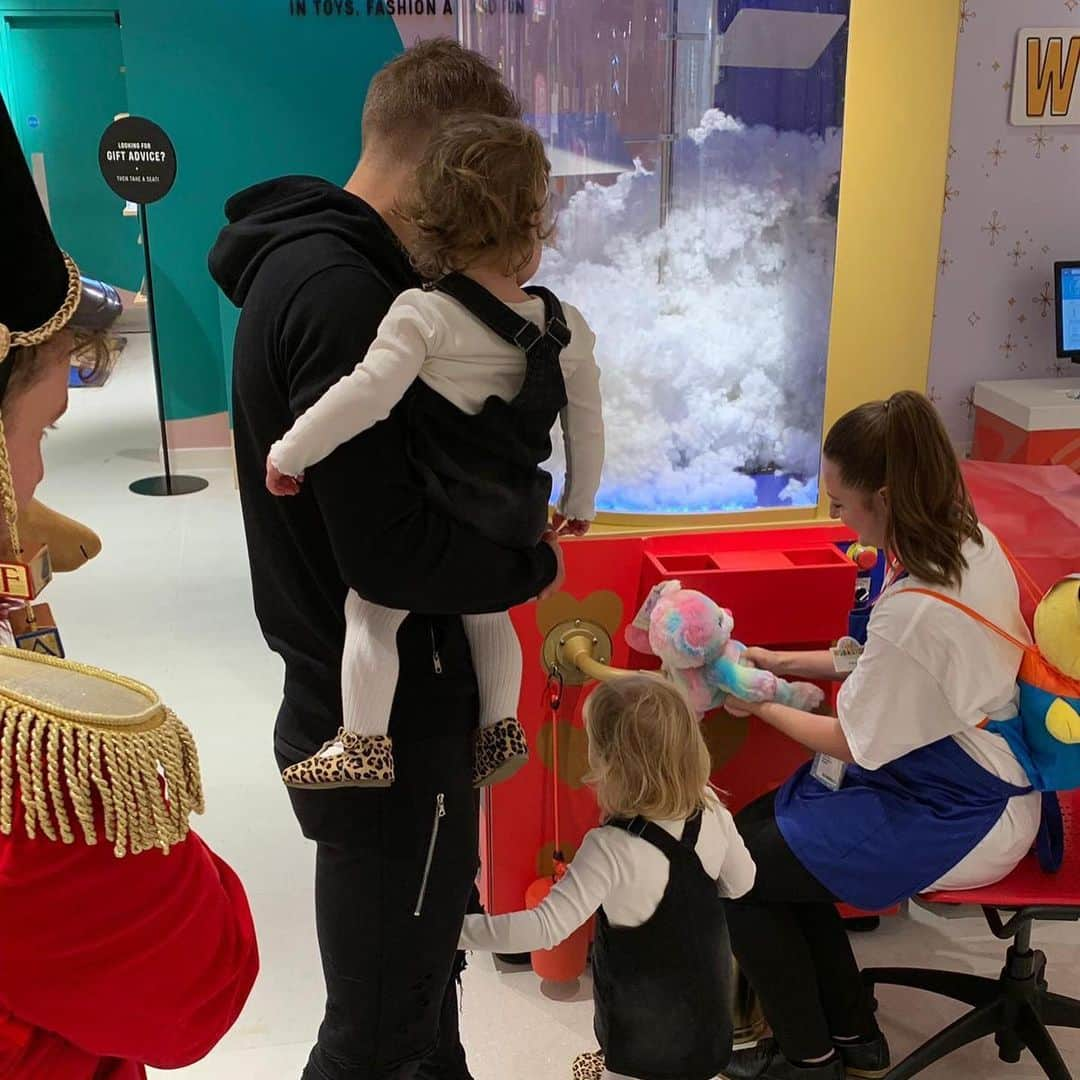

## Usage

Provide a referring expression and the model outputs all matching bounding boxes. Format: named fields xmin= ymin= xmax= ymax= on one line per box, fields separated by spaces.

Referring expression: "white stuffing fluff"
xmin=539 ymin=109 xmax=841 ymax=513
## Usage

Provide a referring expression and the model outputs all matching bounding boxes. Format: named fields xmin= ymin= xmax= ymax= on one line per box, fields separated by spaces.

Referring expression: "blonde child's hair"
xmin=584 ymin=673 xmax=713 ymax=822
xmin=400 ymin=112 xmax=552 ymax=280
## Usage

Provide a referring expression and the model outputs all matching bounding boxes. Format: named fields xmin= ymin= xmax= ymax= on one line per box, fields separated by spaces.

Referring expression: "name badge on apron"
xmin=811 ymin=753 xmax=847 ymax=791
xmin=830 ymin=636 xmax=863 ymax=674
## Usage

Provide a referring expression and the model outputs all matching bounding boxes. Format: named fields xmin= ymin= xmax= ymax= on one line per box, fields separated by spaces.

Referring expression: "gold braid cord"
xmin=0 ymin=649 xmax=205 ymax=858
xmin=0 ymin=412 xmax=22 ymax=558
xmin=0 ymin=253 xmax=83 ymax=365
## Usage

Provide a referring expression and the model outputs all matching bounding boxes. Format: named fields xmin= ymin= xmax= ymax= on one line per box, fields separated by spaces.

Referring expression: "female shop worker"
xmin=721 ymin=392 xmax=1040 ymax=1080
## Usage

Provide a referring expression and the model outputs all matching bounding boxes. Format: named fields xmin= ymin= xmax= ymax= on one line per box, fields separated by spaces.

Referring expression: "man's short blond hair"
xmin=362 ymin=38 xmax=521 ymax=158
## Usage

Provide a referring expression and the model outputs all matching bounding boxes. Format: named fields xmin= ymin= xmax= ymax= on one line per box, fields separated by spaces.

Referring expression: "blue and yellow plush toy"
xmin=987 ymin=575 xmax=1080 ymax=793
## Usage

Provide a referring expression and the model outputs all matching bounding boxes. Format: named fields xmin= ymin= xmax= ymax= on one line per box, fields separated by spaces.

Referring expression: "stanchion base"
xmin=129 ymin=475 xmax=209 ymax=497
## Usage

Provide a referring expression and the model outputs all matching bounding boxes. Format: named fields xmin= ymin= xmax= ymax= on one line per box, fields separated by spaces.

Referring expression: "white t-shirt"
xmin=269 ymin=287 xmax=605 ymax=521
xmin=838 ymin=528 xmax=1041 ymax=891
xmin=459 ymin=790 xmax=756 ymax=954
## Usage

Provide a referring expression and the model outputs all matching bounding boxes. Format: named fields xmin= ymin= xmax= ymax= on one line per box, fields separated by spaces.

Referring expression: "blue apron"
xmin=774 ymin=736 xmax=1033 ymax=912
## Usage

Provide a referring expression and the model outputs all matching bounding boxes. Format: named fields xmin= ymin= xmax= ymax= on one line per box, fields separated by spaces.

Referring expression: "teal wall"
xmin=1 ymin=0 xmax=404 ymax=423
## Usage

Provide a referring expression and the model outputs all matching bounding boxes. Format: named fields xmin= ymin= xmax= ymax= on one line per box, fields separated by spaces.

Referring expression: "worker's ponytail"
xmin=824 ymin=391 xmax=982 ymax=588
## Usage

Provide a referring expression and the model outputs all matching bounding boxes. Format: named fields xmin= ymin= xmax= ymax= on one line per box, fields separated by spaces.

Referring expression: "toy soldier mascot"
xmin=0 ymin=93 xmax=258 ymax=1079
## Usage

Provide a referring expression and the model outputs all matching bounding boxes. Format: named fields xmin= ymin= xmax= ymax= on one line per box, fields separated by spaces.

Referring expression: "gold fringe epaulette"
xmin=0 ymin=648 xmax=204 ymax=857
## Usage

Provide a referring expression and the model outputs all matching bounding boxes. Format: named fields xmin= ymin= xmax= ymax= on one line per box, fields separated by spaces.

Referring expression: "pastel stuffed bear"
xmin=625 ymin=581 xmax=825 ymax=717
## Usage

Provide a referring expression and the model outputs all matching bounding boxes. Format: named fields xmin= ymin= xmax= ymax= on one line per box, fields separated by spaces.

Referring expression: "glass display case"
xmin=458 ymin=1 xmax=850 ymax=515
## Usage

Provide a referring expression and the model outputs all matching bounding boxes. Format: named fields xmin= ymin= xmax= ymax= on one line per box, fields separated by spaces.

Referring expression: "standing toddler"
xmin=461 ymin=674 xmax=756 ymax=1080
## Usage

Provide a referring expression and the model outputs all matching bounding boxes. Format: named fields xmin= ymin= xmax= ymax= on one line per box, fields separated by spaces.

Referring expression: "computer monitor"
xmin=1055 ymin=261 xmax=1080 ymax=361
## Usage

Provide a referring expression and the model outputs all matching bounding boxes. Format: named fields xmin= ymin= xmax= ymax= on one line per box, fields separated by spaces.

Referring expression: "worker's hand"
xmin=723 ymin=694 xmax=755 ymax=719
xmin=538 ymin=529 xmax=565 ymax=600
xmin=267 ymin=458 xmax=302 ymax=497
xmin=552 ymin=512 xmax=591 ymax=537
xmin=741 ymin=647 xmax=780 ymax=673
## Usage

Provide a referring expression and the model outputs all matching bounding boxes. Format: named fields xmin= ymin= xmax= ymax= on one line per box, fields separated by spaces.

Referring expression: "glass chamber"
xmin=458 ymin=0 xmax=850 ymax=515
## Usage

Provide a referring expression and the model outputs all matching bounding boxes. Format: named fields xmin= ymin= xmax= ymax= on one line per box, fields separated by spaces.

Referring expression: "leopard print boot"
xmin=281 ymin=729 xmax=395 ymax=789
xmin=570 ymin=1050 xmax=605 ymax=1080
xmin=473 ymin=717 xmax=529 ymax=788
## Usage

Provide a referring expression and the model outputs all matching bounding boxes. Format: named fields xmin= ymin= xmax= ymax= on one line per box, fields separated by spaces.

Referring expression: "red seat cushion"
xmin=921 ymin=791 xmax=1080 ymax=909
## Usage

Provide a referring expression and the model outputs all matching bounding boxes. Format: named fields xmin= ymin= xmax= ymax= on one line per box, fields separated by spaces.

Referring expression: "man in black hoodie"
xmin=209 ymin=40 xmax=561 ymax=1080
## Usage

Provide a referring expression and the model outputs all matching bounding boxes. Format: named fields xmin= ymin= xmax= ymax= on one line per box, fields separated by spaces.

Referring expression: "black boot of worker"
xmin=833 ymin=1032 xmax=891 ymax=1078
xmin=721 ymin=1039 xmax=845 ymax=1080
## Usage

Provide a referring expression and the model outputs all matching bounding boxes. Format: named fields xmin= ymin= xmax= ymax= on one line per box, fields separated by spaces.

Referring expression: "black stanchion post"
xmin=99 ymin=115 xmax=208 ymax=497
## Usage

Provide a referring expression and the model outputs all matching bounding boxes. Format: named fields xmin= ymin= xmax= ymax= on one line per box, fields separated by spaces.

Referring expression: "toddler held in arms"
xmin=266 ymin=114 xmax=604 ymax=791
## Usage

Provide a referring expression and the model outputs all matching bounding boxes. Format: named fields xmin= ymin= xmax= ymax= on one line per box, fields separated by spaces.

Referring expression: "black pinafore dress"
xmin=592 ymin=812 xmax=734 ymax=1080
xmin=404 ymin=272 xmax=571 ymax=550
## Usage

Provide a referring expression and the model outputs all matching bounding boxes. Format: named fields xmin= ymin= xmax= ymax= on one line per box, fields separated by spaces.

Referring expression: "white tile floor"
xmin=38 ymin=337 xmax=1080 ymax=1079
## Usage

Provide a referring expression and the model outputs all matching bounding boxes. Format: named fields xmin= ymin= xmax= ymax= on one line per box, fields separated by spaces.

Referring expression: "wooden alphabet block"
xmin=8 ymin=603 xmax=64 ymax=657
xmin=0 ymin=545 xmax=53 ymax=602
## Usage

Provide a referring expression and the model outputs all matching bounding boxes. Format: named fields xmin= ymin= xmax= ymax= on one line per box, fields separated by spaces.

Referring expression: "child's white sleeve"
xmin=459 ymin=829 xmax=617 ymax=954
xmin=711 ymin=799 xmax=757 ymax=900
xmin=557 ymin=311 xmax=604 ymax=521
xmin=268 ymin=291 xmax=438 ymax=477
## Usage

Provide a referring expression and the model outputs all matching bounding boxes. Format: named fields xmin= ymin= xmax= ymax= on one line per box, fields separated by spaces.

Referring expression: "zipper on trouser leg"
xmin=414 ymin=792 xmax=446 ymax=917
xmin=430 ymin=620 xmax=443 ymax=675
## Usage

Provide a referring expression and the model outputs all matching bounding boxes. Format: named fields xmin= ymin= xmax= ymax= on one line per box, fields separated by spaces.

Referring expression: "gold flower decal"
xmin=701 ymin=707 xmax=752 ymax=772
xmin=534 ymin=589 xmax=626 ymax=790
xmin=536 ymin=839 xmax=582 ymax=878
xmin=535 ymin=589 xmax=625 ymax=642
xmin=537 ymin=717 xmax=592 ymax=790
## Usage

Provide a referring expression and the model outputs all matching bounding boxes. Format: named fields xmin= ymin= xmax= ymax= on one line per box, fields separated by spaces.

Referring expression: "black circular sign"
xmin=98 ymin=116 xmax=176 ymax=205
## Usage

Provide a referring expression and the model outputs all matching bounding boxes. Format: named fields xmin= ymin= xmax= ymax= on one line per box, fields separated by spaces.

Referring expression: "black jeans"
xmin=275 ymin=615 xmax=482 ymax=1080
xmin=727 ymin=790 xmax=879 ymax=1063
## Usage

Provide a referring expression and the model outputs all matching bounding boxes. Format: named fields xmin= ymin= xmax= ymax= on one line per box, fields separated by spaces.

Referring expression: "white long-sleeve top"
xmin=269 ymin=286 xmax=605 ymax=522
xmin=460 ymin=791 xmax=756 ymax=954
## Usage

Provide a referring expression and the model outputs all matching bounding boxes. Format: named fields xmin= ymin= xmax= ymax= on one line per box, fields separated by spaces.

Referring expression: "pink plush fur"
xmin=626 ymin=581 xmax=825 ymax=716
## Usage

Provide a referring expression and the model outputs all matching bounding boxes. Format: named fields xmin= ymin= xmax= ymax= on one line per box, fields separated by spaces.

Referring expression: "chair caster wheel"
xmin=495 ymin=952 xmax=532 ymax=966
xmin=845 ymin=916 xmax=881 ymax=933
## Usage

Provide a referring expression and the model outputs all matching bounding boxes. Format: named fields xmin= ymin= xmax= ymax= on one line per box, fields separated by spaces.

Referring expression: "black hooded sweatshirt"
xmin=210 ymin=178 xmax=557 ymax=754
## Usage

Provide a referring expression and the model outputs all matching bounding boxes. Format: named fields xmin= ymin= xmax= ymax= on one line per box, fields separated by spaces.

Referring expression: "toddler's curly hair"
xmin=401 ymin=113 xmax=552 ymax=280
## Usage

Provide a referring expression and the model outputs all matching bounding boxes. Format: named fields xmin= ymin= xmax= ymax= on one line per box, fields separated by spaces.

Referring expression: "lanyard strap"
xmin=902 ymin=587 xmax=1034 ymax=655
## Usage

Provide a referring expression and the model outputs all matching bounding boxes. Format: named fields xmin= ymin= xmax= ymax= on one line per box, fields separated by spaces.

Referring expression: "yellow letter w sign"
xmin=1011 ymin=28 xmax=1080 ymax=125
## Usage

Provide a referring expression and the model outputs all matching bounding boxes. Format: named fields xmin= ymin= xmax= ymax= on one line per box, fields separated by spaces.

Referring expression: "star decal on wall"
xmin=1029 ymin=127 xmax=1054 ymax=158
xmin=1034 ymin=282 xmax=1054 ymax=317
xmin=1008 ymin=241 xmax=1026 ymax=267
xmin=968 ymin=312 xmax=982 ymax=327
xmin=987 ymin=139 xmax=1007 ymax=166
xmin=982 ymin=210 xmax=1005 ymax=246
xmin=959 ymin=0 xmax=976 ymax=32
xmin=962 ymin=388 xmax=977 ymax=417
xmin=999 ymin=333 xmax=1018 ymax=361
xmin=939 ymin=248 xmax=955 ymax=275
xmin=1066 ymin=0 xmax=1079 ymax=14
xmin=928 ymin=385 xmax=941 ymax=404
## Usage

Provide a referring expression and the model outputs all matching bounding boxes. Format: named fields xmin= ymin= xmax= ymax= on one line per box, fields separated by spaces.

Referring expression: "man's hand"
xmin=267 ymin=458 xmax=303 ymax=497
xmin=538 ymin=529 xmax=565 ymax=600
xmin=552 ymin=511 xmax=591 ymax=537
